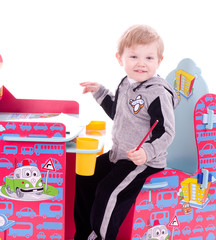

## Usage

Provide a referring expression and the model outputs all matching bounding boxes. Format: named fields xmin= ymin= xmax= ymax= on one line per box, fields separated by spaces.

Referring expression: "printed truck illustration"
xmin=4 ymin=160 xmax=43 ymax=198
xmin=36 ymin=222 xmax=63 ymax=230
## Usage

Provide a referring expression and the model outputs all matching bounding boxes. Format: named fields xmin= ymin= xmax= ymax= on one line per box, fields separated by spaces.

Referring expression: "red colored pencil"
xmin=136 ymin=120 xmax=159 ymax=151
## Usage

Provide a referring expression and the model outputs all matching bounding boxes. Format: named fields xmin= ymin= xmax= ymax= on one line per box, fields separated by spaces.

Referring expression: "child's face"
xmin=116 ymin=42 xmax=163 ymax=82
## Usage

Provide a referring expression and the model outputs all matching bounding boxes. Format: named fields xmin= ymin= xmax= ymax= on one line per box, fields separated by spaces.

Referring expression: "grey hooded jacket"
xmin=93 ymin=76 xmax=179 ymax=168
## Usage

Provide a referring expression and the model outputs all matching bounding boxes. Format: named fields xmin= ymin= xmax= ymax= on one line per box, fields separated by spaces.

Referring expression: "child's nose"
xmin=138 ymin=59 xmax=147 ymax=66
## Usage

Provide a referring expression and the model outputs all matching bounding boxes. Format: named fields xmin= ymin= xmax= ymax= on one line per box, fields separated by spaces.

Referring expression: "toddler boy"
xmin=75 ymin=24 xmax=179 ymax=240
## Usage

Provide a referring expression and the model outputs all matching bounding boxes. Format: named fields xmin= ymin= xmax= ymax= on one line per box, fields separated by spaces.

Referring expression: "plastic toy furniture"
xmin=117 ymin=59 xmax=216 ymax=240
xmin=1 ymin=57 xmax=216 ymax=240
xmin=130 ymin=92 xmax=216 ymax=240
xmin=0 ymin=86 xmax=82 ymax=240
xmin=0 ymin=120 xmax=67 ymax=240
xmin=0 ymin=86 xmax=105 ymax=240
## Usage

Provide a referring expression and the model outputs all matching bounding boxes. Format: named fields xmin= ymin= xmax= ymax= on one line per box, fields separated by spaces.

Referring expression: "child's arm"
xmin=127 ymin=120 xmax=158 ymax=165
xmin=80 ymin=82 xmax=100 ymax=94
xmin=127 ymin=148 xmax=147 ymax=165
xmin=80 ymin=81 xmax=117 ymax=119
xmin=140 ymin=90 xmax=176 ymax=165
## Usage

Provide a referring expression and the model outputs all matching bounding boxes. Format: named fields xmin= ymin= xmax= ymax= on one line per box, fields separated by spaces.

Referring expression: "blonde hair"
xmin=117 ymin=24 xmax=164 ymax=59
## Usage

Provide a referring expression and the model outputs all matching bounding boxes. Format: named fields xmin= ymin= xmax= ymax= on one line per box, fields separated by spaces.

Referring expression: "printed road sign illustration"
xmin=42 ymin=158 xmax=56 ymax=172
xmin=169 ymin=215 xmax=180 ymax=227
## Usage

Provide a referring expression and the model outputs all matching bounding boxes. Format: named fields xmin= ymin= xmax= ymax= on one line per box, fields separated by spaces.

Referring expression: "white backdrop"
xmin=0 ymin=0 xmax=216 ymax=148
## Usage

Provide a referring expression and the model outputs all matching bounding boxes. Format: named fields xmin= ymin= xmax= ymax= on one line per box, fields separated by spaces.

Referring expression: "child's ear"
xmin=116 ymin=52 xmax=123 ymax=66
xmin=158 ymin=56 xmax=163 ymax=66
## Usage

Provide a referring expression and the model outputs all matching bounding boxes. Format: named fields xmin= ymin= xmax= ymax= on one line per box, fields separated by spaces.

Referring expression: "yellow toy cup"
xmin=86 ymin=121 xmax=106 ymax=135
xmin=86 ymin=121 xmax=106 ymax=155
xmin=76 ymin=137 xmax=99 ymax=176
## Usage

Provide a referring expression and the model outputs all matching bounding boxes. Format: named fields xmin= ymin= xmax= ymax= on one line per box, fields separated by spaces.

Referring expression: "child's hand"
xmin=127 ymin=148 xmax=147 ymax=166
xmin=80 ymin=82 xmax=100 ymax=94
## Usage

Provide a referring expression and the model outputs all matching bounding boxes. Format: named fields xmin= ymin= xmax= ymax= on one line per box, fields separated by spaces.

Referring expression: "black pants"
xmin=74 ymin=151 xmax=163 ymax=240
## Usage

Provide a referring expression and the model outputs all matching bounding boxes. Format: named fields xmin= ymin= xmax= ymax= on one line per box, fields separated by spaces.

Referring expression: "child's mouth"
xmin=135 ymin=70 xmax=147 ymax=73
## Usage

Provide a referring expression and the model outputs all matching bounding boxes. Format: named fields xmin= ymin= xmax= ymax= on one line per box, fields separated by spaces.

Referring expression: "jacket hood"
xmin=131 ymin=76 xmax=180 ymax=109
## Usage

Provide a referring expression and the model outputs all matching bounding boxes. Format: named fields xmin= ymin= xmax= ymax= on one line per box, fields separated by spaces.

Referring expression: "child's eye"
xmin=130 ymin=56 xmax=137 ymax=59
xmin=147 ymin=56 xmax=153 ymax=60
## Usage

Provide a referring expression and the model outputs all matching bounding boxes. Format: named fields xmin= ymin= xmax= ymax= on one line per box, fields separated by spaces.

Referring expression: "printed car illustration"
xmin=173 ymin=227 xmax=180 ymax=236
xmin=132 ymin=234 xmax=141 ymax=240
xmin=50 ymin=123 xmax=64 ymax=131
xmin=206 ymin=232 xmax=216 ymax=240
xmin=182 ymin=202 xmax=192 ymax=215
xmin=206 ymin=214 xmax=215 ymax=221
xmin=5 ymin=160 xmax=43 ymax=198
xmin=199 ymin=143 xmax=216 ymax=157
xmin=182 ymin=226 xmax=191 ymax=235
xmin=133 ymin=218 xmax=145 ymax=230
xmin=50 ymin=233 xmax=62 ymax=239
xmin=0 ymin=158 xmax=13 ymax=169
xmin=16 ymin=207 xmax=37 ymax=218
xmin=196 ymin=215 xmax=203 ymax=222
xmin=20 ymin=123 xmax=31 ymax=131
xmin=196 ymin=99 xmax=205 ymax=111
xmin=34 ymin=123 xmax=48 ymax=131
xmin=205 ymin=224 xmax=216 ymax=232
xmin=5 ymin=122 xmax=16 ymax=130
xmin=136 ymin=200 xmax=154 ymax=212
xmin=205 ymin=95 xmax=214 ymax=102
xmin=37 ymin=232 xmax=46 ymax=239
xmin=193 ymin=225 xmax=204 ymax=233
xmin=208 ymin=103 xmax=216 ymax=110
xmin=145 ymin=223 xmax=169 ymax=240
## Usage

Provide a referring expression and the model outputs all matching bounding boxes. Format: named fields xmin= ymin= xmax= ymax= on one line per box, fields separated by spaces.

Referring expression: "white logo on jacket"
xmin=129 ymin=95 xmax=144 ymax=114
